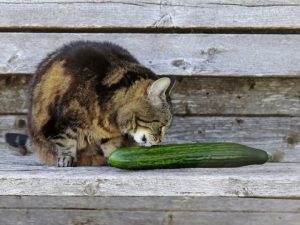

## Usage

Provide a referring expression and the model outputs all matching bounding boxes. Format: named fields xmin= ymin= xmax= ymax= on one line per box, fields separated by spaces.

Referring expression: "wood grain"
xmin=1 ymin=33 xmax=300 ymax=76
xmin=2 ymin=76 xmax=300 ymax=116
xmin=2 ymin=196 xmax=300 ymax=212
xmin=1 ymin=209 xmax=300 ymax=225
xmin=167 ymin=116 xmax=300 ymax=162
xmin=171 ymin=212 xmax=300 ymax=225
xmin=172 ymin=77 xmax=300 ymax=116
xmin=1 ymin=115 xmax=300 ymax=162
xmin=0 ymin=162 xmax=299 ymax=197
xmin=0 ymin=0 xmax=300 ymax=29
xmin=0 ymin=75 xmax=29 ymax=114
xmin=0 ymin=1 xmax=299 ymax=221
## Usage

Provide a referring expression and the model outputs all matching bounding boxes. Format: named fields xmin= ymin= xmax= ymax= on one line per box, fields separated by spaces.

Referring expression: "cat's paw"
xmin=57 ymin=156 xmax=76 ymax=167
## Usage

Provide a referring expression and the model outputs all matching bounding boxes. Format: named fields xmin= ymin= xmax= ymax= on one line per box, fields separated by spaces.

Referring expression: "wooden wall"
xmin=1 ymin=0 xmax=300 ymax=163
xmin=1 ymin=2 xmax=300 ymax=225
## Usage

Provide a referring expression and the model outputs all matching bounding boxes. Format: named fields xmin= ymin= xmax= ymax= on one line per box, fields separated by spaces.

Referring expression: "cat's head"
xmin=118 ymin=77 xmax=175 ymax=146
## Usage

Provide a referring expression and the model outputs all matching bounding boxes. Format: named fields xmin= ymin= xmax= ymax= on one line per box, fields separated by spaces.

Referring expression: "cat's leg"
xmin=100 ymin=135 xmax=137 ymax=158
xmin=100 ymin=136 xmax=123 ymax=158
xmin=77 ymin=145 xmax=106 ymax=166
xmin=52 ymin=134 xmax=77 ymax=167
xmin=31 ymin=136 xmax=57 ymax=166
xmin=122 ymin=134 xmax=137 ymax=147
xmin=75 ymin=135 xmax=137 ymax=166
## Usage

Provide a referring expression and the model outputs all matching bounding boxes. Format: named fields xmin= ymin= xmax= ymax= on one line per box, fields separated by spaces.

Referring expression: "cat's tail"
xmin=5 ymin=133 xmax=33 ymax=155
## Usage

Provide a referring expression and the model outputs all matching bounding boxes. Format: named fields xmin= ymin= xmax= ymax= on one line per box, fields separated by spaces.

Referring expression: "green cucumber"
xmin=108 ymin=143 xmax=269 ymax=170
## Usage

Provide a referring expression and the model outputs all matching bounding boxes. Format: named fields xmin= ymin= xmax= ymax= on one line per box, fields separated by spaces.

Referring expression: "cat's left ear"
xmin=166 ymin=77 xmax=176 ymax=96
xmin=147 ymin=77 xmax=171 ymax=101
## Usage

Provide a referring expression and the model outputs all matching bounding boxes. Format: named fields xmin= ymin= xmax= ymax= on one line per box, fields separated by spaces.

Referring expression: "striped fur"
xmin=27 ymin=41 xmax=174 ymax=167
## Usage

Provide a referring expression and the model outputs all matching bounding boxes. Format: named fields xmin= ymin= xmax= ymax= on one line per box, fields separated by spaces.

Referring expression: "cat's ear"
xmin=147 ymin=77 xmax=171 ymax=102
xmin=166 ymin=77 xmax=176 ymax=96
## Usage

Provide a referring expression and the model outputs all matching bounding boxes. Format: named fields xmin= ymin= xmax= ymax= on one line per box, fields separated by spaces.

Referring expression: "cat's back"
xmin=30 ymin=41 xmax=140 ymax=100
xmin=28 ymin=41 xmax=139 ymax=133
xmin=34 ymin=41 xmax=139 ymax=82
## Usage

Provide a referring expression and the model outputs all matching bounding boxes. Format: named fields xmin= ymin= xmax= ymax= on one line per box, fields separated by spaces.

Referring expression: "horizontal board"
xmin=1 ymin=33 xmax=300 ymax=76
xmin=2 ymin=75 xmax=300 ymax=115
xmin=167 ymin=116 xmax=300 ymax=162
xmin=173 ymin=77 xmax=300 ymax=115
xmin=0 ymin=0 xmax=300 ymax=29
xmin=1 ymin=115 xmax=300 ymax=162
xmin=1 ymin=209 xmax=300 ymax=225
xmin=0 ymin=162 xmax=300 ymax=197
xmin=0 ymin=75 xmax=29 ymax=114
xmin=2 ymin=196 xmax=300 ymax=212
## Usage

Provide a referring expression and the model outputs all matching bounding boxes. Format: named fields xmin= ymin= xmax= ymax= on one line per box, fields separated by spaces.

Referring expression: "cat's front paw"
xmin=57 ymin=156 xmax=76 ymax=167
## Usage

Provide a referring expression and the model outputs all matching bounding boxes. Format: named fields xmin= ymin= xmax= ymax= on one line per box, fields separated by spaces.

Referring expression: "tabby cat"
xmin=6 ymin=41 xmax=174 ymax=167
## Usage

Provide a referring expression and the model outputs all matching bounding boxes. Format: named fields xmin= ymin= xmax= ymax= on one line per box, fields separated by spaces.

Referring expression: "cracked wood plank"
xmin=1 ymin=115 xmax=300 ymax=162
xmin=0 ymin=33 xmax=300 ymax=76
xmin=0 ymin=0 xmax=300 ymax=29
xmin=2 ymin=75 xmax=300 ymax=115
xmin=0 ymin=162 xmax=299 ymax=197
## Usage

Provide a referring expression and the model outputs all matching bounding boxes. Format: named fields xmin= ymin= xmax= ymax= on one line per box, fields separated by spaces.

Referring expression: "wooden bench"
xmin=1 ymin=1 xmax=300 ymax=224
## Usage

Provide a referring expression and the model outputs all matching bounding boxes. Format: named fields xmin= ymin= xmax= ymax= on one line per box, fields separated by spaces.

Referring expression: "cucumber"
xmin=108 ymin=143 xmax=269 ymax=170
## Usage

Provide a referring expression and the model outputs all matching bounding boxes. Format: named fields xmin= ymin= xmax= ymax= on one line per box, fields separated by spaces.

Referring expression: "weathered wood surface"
xmin=2 ymin=196 xmax=300 ymax=212
xmin=1 ymin=115 xmax=300 ymax=162
xmin=1 ymin=0 xmax=300 ymax=29
xmin=2 ymin=75 xmax=300 ymax=115
xmin=2 ymin=196 xmax=300 ymax=225
xmin=0 ymin=160 xmax=299 ymax=197
xmin=2 ymin=208 xmax=300 ymax=225
xmin=173 ymin=77 xmax=300 ymax=115
xmin=0 ymin=2 xmax=298 ymax=224
xmin=0 ymin=75 xmax=28 ymax=114
xmin=167 ymin=116 xmax=300 ymax=162
xmin=1 ymin=33 xmax=300 ymax=76
xmin=1 ymin=209 xmax=300 ymax=225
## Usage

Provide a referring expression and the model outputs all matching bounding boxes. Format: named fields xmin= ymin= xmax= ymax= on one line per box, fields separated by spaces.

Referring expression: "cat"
xmin=5 ymin=41 xmax=175 ymax=167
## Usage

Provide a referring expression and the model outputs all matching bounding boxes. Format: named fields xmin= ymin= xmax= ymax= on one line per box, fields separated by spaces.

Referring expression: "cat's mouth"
xmin=139 ymin=135 xmax=152 ymax=147
xmin=143 ymin=142 xmax=153 ymax=147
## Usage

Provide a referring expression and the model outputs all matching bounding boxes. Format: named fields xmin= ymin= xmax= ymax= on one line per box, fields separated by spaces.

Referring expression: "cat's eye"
xmin=151 ymin=120 xmax=160 ymax=123
xmin=137 ymin=117 xmax=159 ymax=124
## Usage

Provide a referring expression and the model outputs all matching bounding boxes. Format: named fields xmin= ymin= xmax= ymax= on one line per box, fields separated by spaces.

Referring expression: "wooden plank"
xmin=2 ymin=75 xmax=300 ymax=116
xmin=1 ymin=209 xmax=300 ymax=225
xmin=171 ymin=212 xmax=300 ymax=225
xmin=1 ymin=0 xmax=300 ymax=29
xmin=172 ymin=77 xmax=300 ymax=116
xmin=0 ymin=162 xmax=300 ymax=197
xmin=2 ymin=196 xmax=300 ymax=212
xmin=167 ymin=116 xmax=300 ymax=163
xmin=1 ymin=115 xmax=299 ymax=162
xmin=0 ymin=75 xmax=29 ymax=114
xmin=0 ymin=115 xmax=27 ymax=153
xmin=0 ymin=209 xmax=167 ymax=225
xmin=1 ymin=33 xmax=300 ymax=76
